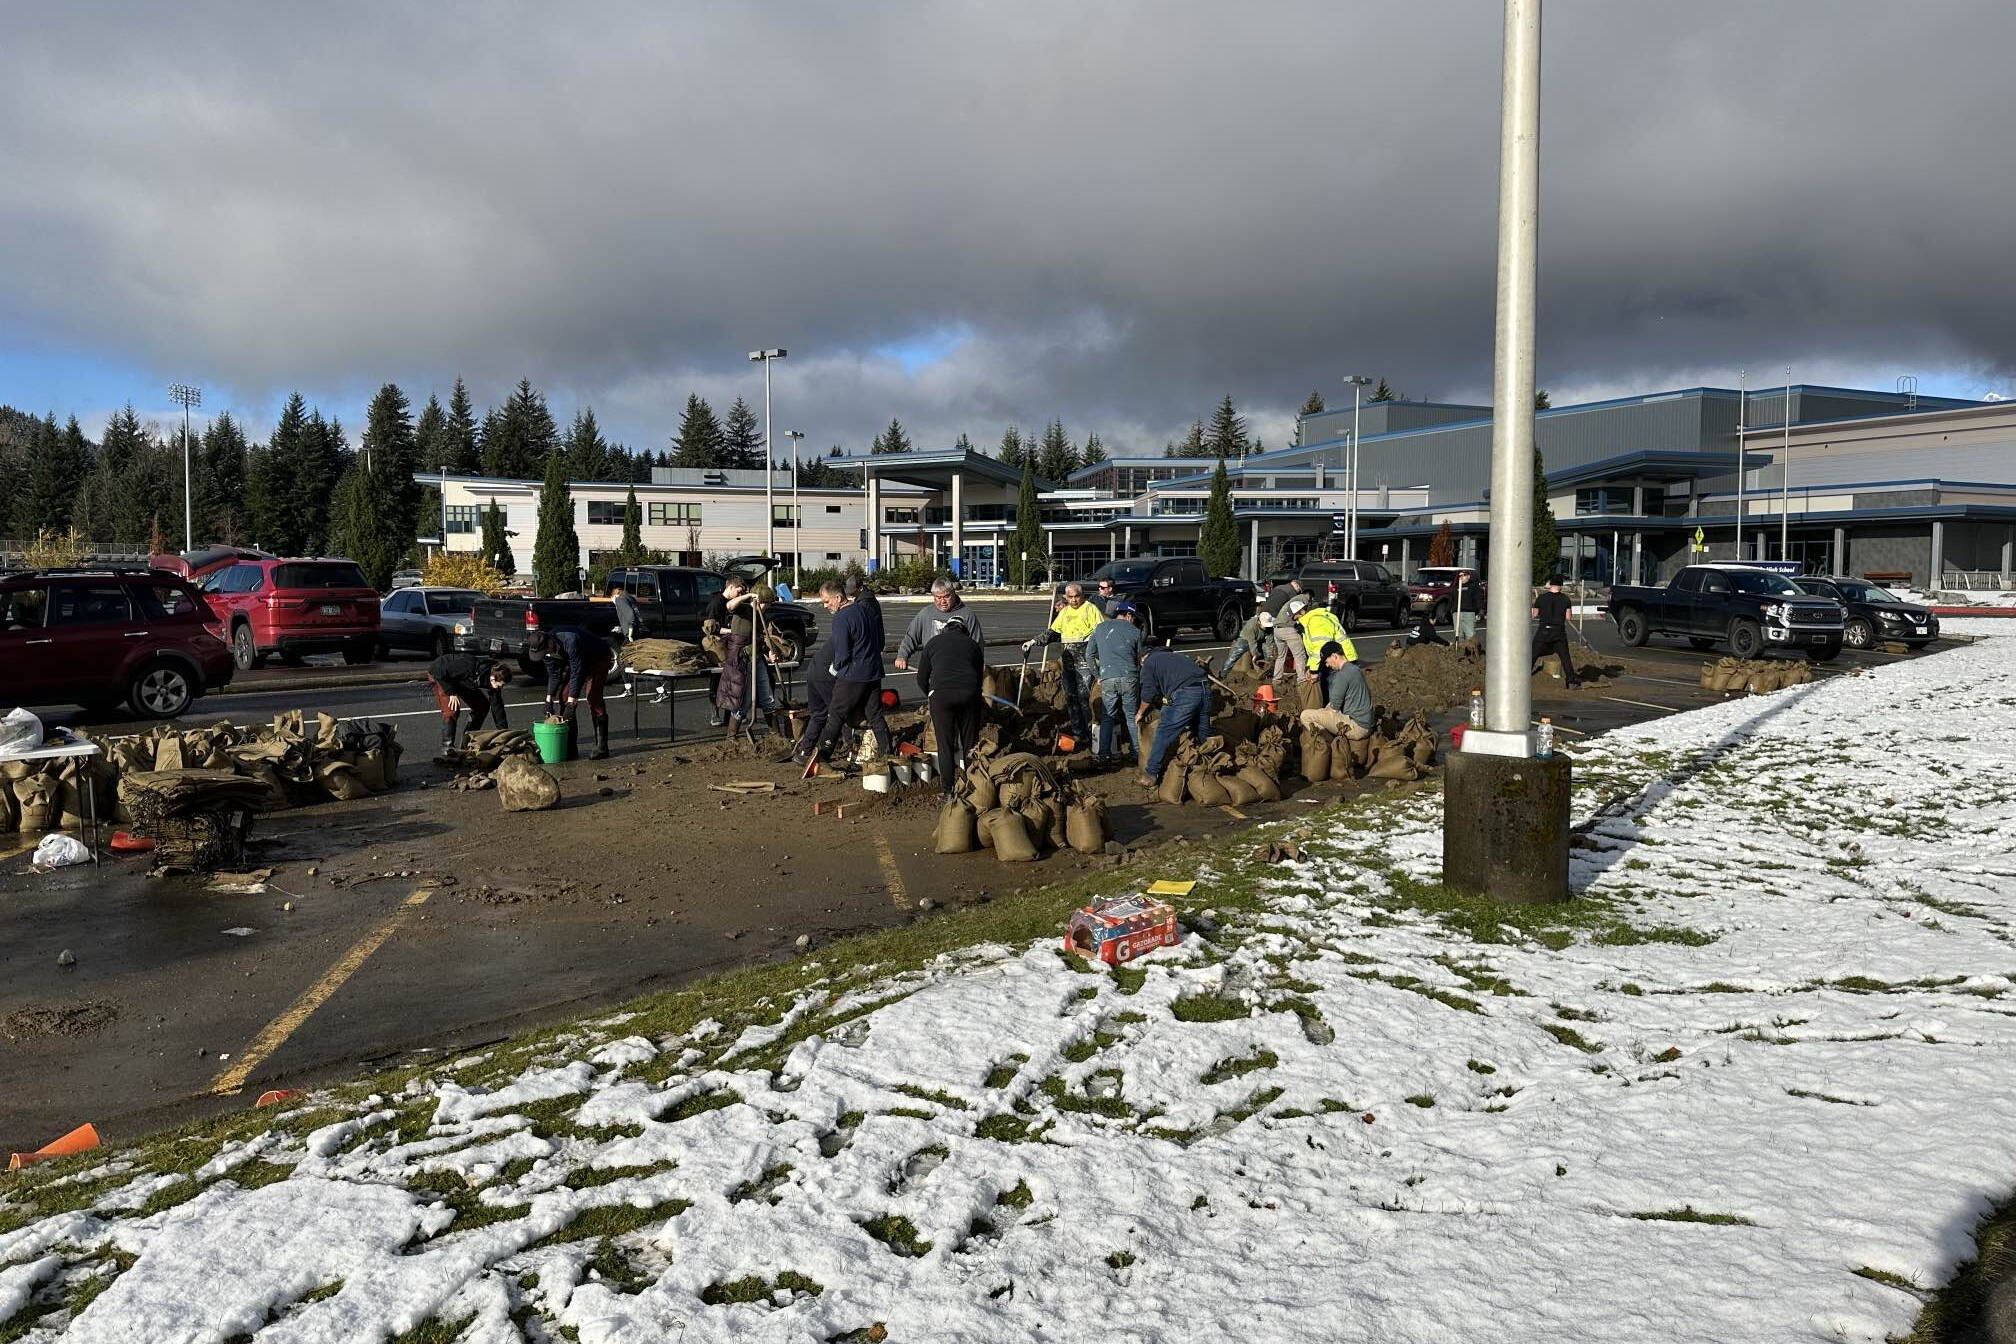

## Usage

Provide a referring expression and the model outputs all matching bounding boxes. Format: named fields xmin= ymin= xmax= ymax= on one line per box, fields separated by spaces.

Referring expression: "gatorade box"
xmin=1064 ymin=894 xmax=1179 ymax=966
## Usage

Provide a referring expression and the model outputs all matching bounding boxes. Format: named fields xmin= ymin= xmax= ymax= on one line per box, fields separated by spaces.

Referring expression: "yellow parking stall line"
xmin=208 ymin=886 xmax=434 ymax=1095
xmin=872 ymin=833 xmax=911 ymax=911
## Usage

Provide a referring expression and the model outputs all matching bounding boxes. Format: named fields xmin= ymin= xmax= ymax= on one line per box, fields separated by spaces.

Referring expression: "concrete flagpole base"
xmin=1442 ymin=748 xmax=1573 ymax=903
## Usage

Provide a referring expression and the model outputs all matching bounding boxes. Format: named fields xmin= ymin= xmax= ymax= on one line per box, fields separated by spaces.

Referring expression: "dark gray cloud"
xmin=5 ymin=0 xmax=2014 ymax=454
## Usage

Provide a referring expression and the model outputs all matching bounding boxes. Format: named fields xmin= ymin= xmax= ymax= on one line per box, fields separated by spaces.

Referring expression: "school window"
xmin=772 ymin=504 xmax=801 ymax=528
xmin=444 ymin=505 xmax=479 ymax=534
xmin=884 ymin=507 xmax=920 ymax=524
xmin=648 ymin=502 xmax=702 ymax=526
xmin=825 ymin=505 xmax=842 ymax=514
xmin=585 ymin=501 xmax=625 ymax=526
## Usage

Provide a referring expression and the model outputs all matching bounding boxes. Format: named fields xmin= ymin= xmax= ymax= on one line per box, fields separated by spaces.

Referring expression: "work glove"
xmin=1021 ymin=638 xmax=1038 ymax=656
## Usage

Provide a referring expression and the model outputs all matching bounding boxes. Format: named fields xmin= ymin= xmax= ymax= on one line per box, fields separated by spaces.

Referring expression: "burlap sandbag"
xmin=963 ymin=767 xmax=999 ymax=813
xmin=0 ymin=780 xmax=16 ymax=832
xmin=1366 ymin=745 xmax=1421 ymax=781
xmin=229 ymin=755 xmax=292 ymax=812
xmin=153 ymin=736 xmax=187 ymax=771
xmin=317 ymin=760 xmax=372 ymax=801
xmin=1328 ymin=736 xmax=1356 ymax=782
xmin=1065 ymin=798 xmax=1108 ymax=854
xmin=1300 ymin=731 xmax=1331 ymax=782
xmin=1017 ymin=798 xmax=1057 ymax=848
xmin=496 ymin=756 xmax=560 ymax=811
xmin=976 ymin=806 xmax=1003 ymax=849
xmin=109 ymin=737 xmax=153 ymax=775
xmin=1220 ymin=772 xmax=1260 ymax=806
xmin=1186 ymin=768 xmax=1230 ymax=807
xmin=0 ymin=759 xmax=33 ymax=783
xmin=933 ymin=799 xmax=979 ymax=854
xmin=997 ymin=777 xmax=1030 ymax=811
xmin=988 ymin=808 xmax=1040 ymax=862
xmin=1157 ymin=760 xmax=1188 ymax=806
xmin=1235 ymin=764 xmax=1283 ymax=802
xmin=14 ymin=775 xmax=60 ymax=833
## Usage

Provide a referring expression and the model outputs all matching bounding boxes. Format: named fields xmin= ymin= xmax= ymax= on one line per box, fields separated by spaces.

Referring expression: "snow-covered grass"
xmin=6 ymin=636 xmax=2016 ymax=1342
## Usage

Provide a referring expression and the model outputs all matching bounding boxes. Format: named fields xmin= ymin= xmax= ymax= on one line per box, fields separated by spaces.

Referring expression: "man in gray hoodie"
xmin=892 ymin=578 xmax=986 ymax=668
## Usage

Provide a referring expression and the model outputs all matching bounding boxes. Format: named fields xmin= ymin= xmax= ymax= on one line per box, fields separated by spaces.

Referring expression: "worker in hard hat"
xmin=1289 ymin=595 xmax=1355 ymax=681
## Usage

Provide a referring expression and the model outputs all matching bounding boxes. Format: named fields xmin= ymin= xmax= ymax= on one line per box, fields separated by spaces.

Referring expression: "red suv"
xmin=199 ymin=558 xmax=381 ymax=669
xmin=0 ymin=568 xmax=235 ymax=718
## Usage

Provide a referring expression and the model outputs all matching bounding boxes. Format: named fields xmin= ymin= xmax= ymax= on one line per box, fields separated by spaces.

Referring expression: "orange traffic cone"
xmin=7 ymin=1122 xmax=100 ymax=1170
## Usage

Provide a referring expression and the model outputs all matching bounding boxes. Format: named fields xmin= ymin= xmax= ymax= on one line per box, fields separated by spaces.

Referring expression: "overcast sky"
xmin=3 ymin=0 xmax=2013 ymax=457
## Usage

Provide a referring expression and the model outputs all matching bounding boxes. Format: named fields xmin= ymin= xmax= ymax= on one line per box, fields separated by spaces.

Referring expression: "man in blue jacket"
xmin=531 ymin=626 xmax=616 ymax=759
xmin=811 ymin=583 xmax=892 ymax=760
xmin=1087 ymin=601 xmax=1145 ymax=766
xmin=1134 ymin=644 xmax=1213 ymax=789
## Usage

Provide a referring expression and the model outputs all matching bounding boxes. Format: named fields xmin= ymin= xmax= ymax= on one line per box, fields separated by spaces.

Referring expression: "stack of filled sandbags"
xmin=1298 ymin=711 xmax=1439 ymax=787
xmin=623 ymin=638 xmax=716 ymax=674
xmin=1698 ymin=658 xmax=1815 ymax=695
xmin=936 ymin=747 xmax=1110 ymax=862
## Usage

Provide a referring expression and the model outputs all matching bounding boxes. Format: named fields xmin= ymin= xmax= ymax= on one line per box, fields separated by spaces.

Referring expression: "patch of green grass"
xmin=996 ymin=1180 xmax=1033 ymax=1209
xmin=1852 ymin=1266 xmax=1925 ymax=1296
xmin=859 ymin=1213 xmax=933 ymax=1257
xmin=882 ymin=1106 xmax=934 ymax=1120
xmin=1170 ymin=993 xmax=1249 ymax=1023
xmin=1629 ymin=1206 xmax=1754 ymax=1226
xmin=524 ymin=1197 xmax=691 ymax=1251
xmin=230 ymin=1159 xmax=296 ymax=1190
xmin=728 ymin=1163 xmax=794 ymax=1204
xmin=1552 ymin=1003 xmax=1599 ymax=1022
xmin=585 ymin=1238 xmax=654 ymax=1294
xmin=1041 ymin=1073 xmax=1134 ymax=1120
xmin=1404 ymin=1094 xmax=1435 ymax=1109
xmin=1199 ymin=1049 xmax=1279 ymax=1086
xmin=1105 ymin=1250 xmax=1136 ymax=1269
xmin=1349 ymin=969 xmax=1483 ymax=1014
xmin=1111 ymin=966 xmax=1148 ymax=995
xmin=1649 ymin=1046 xmax=1682 ymax=1063
xmin=891 ymin=1084 xmax=970 ymax=1112
xmin=1465 ymin=1059 xmax=1496 ymax=1075
xmin=1541 ymin=1023 xmax=1601 ymax=1054
xmin=701 ymin=1275 xmax=771 ymax=1305
xmin=1058 ymin=949 xmax=1094 ymax=974
xmin=388 ymin=1315 xmax=477 ymax=1344
xmin=983 ymin=1054 xmax=1028 ymax=1089
xmin=662 ymin=1089 xmax=742 ymax=1124
xmin=1592 ymin=924 xmax=1716 ymax=947
xmin=1060 ymin=1040 xmax=1097 ymax=1063
xmin=1618 ymin=982 xmax=1644 ymax=996
xmin=417 ymin=1172 xmax=533 ymax=1234
xmin=974 ymin=1114 xmax=1046 ymax=1144
xmin=300 ymin=1281 xmax=344 ymax=1304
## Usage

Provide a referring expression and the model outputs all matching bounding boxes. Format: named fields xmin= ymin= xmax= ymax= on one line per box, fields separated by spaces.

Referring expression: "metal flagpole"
xmin=1735 ymin=370 xmax=1746 ymax=560
xmin=1780 ymin=369 xmax=1792 ymax=560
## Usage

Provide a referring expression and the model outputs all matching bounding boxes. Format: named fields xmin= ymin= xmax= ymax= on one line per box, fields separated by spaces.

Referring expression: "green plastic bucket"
xmin=531 ymin=719 xmax=574 ymax=764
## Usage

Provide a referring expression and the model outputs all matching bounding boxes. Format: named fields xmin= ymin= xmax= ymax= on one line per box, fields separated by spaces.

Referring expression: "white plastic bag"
xmin=32 ymin=834 xmax=90 ymax=869
xmin=0 ymin=707 xmax=43 ymax=757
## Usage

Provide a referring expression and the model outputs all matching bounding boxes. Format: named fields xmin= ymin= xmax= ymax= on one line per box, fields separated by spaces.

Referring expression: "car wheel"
xmin=1617 ymin=609 xmax=1649 ymax=647
xmin=231 ymin=624 xmax=264 ymax=671
xmin=431 ymin=630 xmax=451 ymax=659
xmin=1728 ymin=619 xmax=1763 ymax=659
xmin=129 ymin=661 xmax=195 ymax=719
xmin=342 ymin=638 xmax=376 ymax=666
xmin=1688 ymin=637 xmax=1717 ymax=650
xmin=1807 ymin=640 xmax=1842 ymax=663
xmin=1341 ymin=604 xmax=1358 ymax=633
xmin=1139 ymin=607 xmax=1160 ymax=645
xmin=1843 ymin=617 xmax=1874 ymax=650
xmin=1213 ymin=604 xmax=1240 ymax=640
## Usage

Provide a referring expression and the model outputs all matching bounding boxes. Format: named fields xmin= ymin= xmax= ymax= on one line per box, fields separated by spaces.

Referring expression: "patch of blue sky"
xmin=872 ymin=323 xmax=972 ymax=376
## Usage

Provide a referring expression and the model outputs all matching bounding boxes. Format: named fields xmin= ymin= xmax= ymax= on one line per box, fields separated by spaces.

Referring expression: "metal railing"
xmin=1942 ymin=570 xmax=2016 ymax=591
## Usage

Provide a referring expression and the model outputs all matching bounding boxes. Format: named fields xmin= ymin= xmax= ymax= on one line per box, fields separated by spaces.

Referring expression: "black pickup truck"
xmin=1078 ymin=557 xmax=1256 ymax=644
xmin=1604 ymin=564 xmax=1844 ymax=660
xmin=458 ymin=557 xmax=815 ymax=671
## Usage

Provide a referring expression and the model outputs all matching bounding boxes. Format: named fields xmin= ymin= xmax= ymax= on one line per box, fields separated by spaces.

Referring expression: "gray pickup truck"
xmin=1603 ymin=563 xmax=1844 ymax=660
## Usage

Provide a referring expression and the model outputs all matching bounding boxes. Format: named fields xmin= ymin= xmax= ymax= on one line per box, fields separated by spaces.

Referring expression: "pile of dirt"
xmin=1366 ymin=640 xmax=1489 ymax=717
xmin=3 ymin=1001 xmax=119 ymax=1040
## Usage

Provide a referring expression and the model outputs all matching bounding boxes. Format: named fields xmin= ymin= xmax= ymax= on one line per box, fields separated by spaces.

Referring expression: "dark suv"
xmin=0 ymin=568 xmax=234 ymax=718
xmin=1792 ymin=576 xmax=1940 ymax=650
xmin=198 ymin=558 xmax=381 ymax=669
xmin=1297 ymin=560 xmax=1410 ymax=631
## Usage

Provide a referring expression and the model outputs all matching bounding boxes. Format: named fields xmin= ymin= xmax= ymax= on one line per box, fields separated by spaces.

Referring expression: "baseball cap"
xmin=1109 ymin=600 xmax=1137 ymax=616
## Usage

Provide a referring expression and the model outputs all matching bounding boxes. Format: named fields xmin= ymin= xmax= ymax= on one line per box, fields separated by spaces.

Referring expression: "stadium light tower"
xmin=168 ymin=383 xmax=202 ymax=552
xmin=749 ymin=349 xmax=787 ymax=559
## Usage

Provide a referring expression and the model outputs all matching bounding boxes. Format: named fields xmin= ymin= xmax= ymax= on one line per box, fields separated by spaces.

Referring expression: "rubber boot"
xmin=590 ymin=716 xmax=610 ymax=760
xmin=440 ymin=716 xmax=459 ymax=755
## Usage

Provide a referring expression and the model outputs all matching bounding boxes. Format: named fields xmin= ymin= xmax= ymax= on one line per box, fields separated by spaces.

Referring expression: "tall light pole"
xmin=1444 ymin=0 xmax=1568 ymax=905
xmin=1735 ymin=369 xmax=1746 ymax=560
xmin=749 ymin=349 xmax=787 ymax=559
xmin=1779 ymin=368 xmax=1792 ymax=561
xmin=783 ymin=429 xmax=806 ymax=589
xmin=1343 ymin=375 xmax=1374 ymax=555
xmin=168 ymin=384 xmax=202 ymax=552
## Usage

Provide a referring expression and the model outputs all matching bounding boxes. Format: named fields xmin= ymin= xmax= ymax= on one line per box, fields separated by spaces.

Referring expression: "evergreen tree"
xmin=720 ymin=396 xmax=764 ymax=470
xmin=1531 ymin=444 xmax=1560 ymax=583
xmin=1036 ymin=418 xmax=1077 ymax=481
xmin=327 ymin=460 xmax=376 ymax=571
xmin=870 ymin=418 xmax=912 ymax=455
xmin=997 ymin=425 xmax=1025 ymax=468
xmin=1205 ymin=395 xmax=1249 ymax=460
xmin=614 ymin=486 xmax=648 ymax=565
xmin=1174 ymin=419 xmax=1209 ymax=457
xmin=480 ymin=500 xmax=515 ymax=577
xmin=953 ymin=432 xmax=975 ymax=453
xmin=1198 ymin=457 xmax=1240 ymax=578
xmin=563 ymin=407 xmax=611 ymax=480
xmin=330 ymin=382 xmax=422 ymax=586
xmin=13 ymin=413 xmax=86 ymax=538
xmin=76 ymin=406 xmax=162 ymax=544
xmin=445 ymin=377 xmax=481 ymax=473
xmin=250 ymin=394 xmax=320 ymax=555
xmin=1535 ymin=388 xmax=1552 ymax=410
xmin=1369 ymin=377 xmax=1397 ymax=403
xmin=415 ymin=394 xmax=452 ymax=476
xmin=669 ymin=394 xmax=725 ymax=468
xmin=1293 ymin=389 xmax=1326 ymax=445
xmin=1008 ymin=459 xmax=1045 ymax=587
xmin=532 ymin=449 xmax=580 ymax=596
xmin=199 ymin=412 xmax=249 ymax=543
xmin=1079 ymin=432 xmax=1107 ymax=466
xmin=479 ymin=380 xmax=556 ymax=478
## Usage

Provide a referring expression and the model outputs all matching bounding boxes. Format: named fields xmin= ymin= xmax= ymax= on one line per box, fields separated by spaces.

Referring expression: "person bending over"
xmin=531 ymin=626 xmax=615 ymax=759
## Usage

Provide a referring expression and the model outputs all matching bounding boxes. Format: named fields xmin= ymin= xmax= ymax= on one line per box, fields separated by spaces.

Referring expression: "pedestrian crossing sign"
xmin=1691 ymin=526 xmax=1706 ymax=553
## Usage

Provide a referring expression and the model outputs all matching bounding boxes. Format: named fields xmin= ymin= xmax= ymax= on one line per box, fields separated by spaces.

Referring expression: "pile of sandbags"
xmin=118 ymin=769 xmax=273 ymax=872
xmin=623 ymin=638 xmax=715 ymax=675
xmin=440 ymin=727 xmax=539 ymax=773
xmin=1297 ymin=712 xmax=1439 ymax=788
xmin=935 ymin=746 xmax=1110 ymax=862
xmin=1698 ymin=657 xmax=1815 ymax=695
xmin=1146 ymin=732 xmax=1289 ymax=807
xmin=0 ymin=710 xmax=404 ymax=840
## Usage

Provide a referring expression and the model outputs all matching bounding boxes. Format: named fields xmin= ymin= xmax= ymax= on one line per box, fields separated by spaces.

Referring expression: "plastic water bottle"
xmin=1535 ymin=717 xmax=1555 ymax=759
xmin=1469 ymin=689 xmax=1485 ymax=728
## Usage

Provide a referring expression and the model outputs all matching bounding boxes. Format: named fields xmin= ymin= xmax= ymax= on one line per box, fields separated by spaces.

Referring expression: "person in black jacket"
xmin=427 ymin=652 xmax=509 ymax=753
xmin=913 ymin=615 xmax=984 ymax=795
xmin=1530 ymin=574 xmax=1582 ymax=689
xmin=531 ymin=626 xmax=616 ymax=758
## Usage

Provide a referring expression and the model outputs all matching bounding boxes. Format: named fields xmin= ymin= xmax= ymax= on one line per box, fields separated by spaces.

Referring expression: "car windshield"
xmin=427 ymin=591 xmax=482 ymax=612
xmin=1839 ymin=581 xmax=1906 ymax=604
xmin=1414 ymin=569 xmax=1463 ymax=584
xmin=273 ymin=562 xmax=368 ymax=589
xmin=1089 ymin=562 xmax=1155 ymax=584
xmin=1724 ymin=569 xmax=1804 ymax=596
